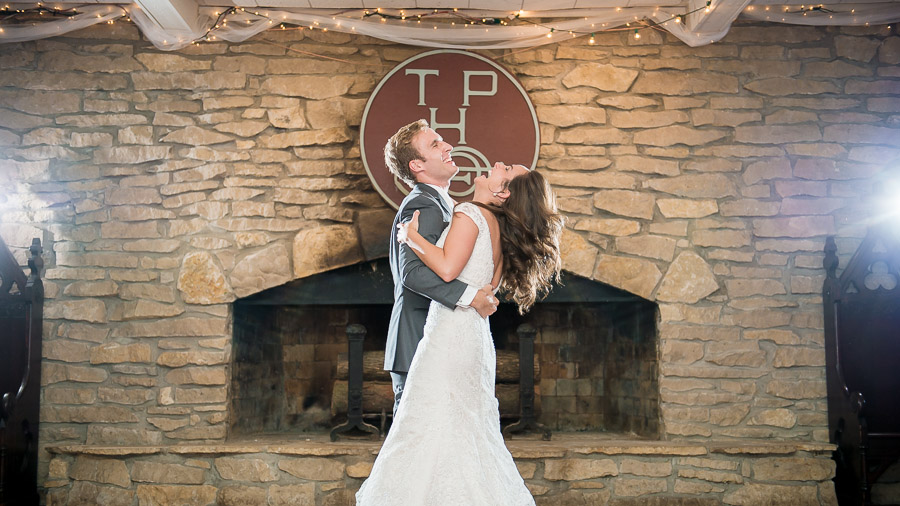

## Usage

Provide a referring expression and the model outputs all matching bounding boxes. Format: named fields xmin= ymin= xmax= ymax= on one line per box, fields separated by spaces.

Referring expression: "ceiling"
xmin=3 ymin=0 xmax=900 ymax=50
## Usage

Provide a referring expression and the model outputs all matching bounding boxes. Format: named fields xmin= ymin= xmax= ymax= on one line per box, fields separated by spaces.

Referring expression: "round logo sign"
xmin=361 ymin=49 xmax=540 ymax=210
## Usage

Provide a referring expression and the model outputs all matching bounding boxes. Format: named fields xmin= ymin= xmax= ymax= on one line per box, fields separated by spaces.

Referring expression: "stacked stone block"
xmin=0 ymin=19 xmax=898 ymax=504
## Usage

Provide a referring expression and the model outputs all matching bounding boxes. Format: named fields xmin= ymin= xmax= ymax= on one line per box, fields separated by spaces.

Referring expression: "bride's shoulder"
xmin=454 ymin=201 xmax=484 ymax=215
xmin=455 ymin=202 xmax=496 ymax=229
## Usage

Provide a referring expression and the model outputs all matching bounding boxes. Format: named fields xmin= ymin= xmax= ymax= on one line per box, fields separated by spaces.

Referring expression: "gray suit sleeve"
xmin=398 ymin=197 xmax=468 ymax=309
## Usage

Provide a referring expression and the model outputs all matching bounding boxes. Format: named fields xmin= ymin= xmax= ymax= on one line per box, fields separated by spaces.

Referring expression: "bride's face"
xmin=476 ymin=162 xmax=528 ymax=204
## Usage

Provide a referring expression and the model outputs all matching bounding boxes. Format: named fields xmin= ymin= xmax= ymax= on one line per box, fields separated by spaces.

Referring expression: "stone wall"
xmin=0 ymin=18 xmax=898 ymax=502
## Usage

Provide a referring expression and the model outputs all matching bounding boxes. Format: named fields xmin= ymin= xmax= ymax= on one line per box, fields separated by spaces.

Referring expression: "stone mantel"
xmin=46 ymin=436 xmax=836 ymax=459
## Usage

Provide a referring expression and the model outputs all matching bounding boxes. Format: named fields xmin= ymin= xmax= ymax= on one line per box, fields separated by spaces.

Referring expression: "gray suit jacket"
xmin=384 ymin=183 xmax=468 ymax=373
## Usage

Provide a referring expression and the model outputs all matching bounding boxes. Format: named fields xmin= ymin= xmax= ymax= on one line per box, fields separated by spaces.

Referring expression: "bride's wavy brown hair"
xmin=476 ymin=170 xmax=564 ymax=314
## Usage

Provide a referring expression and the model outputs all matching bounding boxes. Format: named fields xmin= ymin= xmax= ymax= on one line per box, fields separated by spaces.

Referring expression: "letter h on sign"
xmin=404 ymin=68 xmax=498 ymax=146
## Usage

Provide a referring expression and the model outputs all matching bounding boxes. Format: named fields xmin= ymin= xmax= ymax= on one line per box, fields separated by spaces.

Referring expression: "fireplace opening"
xmin=230 ymin=259 xmax=659 ymax=439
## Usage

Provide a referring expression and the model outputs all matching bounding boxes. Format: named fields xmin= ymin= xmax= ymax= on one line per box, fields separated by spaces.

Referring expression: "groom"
xmin=384 ymin=119 xmax=498 ymax=417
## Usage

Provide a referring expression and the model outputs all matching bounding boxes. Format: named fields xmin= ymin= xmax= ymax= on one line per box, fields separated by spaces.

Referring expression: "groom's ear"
xmin=409 ymin=159 xmax=424 ymax=175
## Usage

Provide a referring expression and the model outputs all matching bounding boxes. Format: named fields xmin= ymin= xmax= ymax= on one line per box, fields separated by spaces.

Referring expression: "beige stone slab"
xmin=573 ymin=444 xmax=708 ymax=456
xmin=47 ymin=445 xmax=162 ymax=456
xmin=46 ymin=435 xmax=836 ymax=463
xmin=267 ymin=445 xmax=369 ymax=457
xmin=710 ymin=442 xmax=834 ymax=454
xmin=168 ymin=445 xmax=265 ymax=455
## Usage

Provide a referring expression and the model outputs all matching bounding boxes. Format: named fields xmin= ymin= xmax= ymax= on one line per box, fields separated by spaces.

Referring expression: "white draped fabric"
xmin=0 ymin=5 xmax=125 ymax=43
xmin=0 ymin=3 xmax=898 ymax=50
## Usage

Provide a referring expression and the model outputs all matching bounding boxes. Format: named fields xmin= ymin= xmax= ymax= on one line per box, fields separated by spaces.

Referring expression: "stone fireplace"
xmin=229 ymin=258 xmax=659 ymax=439
xmin=1 ymin=19 xmax=896 ymax=505
xmin=230 ymin=260 xmax=395 ymax=437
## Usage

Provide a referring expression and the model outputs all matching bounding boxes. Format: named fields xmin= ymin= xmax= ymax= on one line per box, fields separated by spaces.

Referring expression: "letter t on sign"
xmin=405 ymin=69 xmax=440 ymax=106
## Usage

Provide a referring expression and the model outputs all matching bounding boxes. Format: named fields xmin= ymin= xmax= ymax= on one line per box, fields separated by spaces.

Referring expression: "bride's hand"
xmin=397 ymin=210 xmax=424 ymax=253
xmin=407 ymin=210 xmax=420 ymax=235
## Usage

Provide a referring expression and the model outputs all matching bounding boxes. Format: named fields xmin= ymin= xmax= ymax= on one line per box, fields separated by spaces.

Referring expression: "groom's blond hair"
xmin=384 ymin=119 xmax=428 ymax=188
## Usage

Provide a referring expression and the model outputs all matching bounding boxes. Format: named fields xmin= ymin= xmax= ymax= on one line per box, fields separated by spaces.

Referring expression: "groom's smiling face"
xmin=408 ymin=128 xmax=458 ymax=186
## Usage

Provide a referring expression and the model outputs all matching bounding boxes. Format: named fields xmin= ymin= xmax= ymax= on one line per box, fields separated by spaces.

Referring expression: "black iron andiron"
xmin=330 ymin=324 xmax=379 ymax=441
xmin=503 ymin=323 xmax=551 ymax=441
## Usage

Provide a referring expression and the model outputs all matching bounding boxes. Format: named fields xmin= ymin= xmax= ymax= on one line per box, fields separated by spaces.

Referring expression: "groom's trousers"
xmin=390 ymin=371 xmax=407 ymax=419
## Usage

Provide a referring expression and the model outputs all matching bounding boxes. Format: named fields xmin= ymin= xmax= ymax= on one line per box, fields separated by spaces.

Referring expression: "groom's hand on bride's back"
xmin=471 ymin=285 xmax=499 ymax=318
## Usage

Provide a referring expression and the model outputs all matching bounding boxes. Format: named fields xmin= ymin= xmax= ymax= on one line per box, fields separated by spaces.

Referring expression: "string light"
xmin=775 ymin=4 xmax=835 ymax=15
xmin=1 ymin=2 xmax=869 ymax=52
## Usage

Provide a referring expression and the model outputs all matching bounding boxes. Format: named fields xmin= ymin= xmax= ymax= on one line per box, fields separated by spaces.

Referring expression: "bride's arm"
xmin=398 ymin=210 xmax=478 ymax=283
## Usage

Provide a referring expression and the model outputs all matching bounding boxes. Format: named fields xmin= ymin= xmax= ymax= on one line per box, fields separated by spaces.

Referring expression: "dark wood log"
xmin=331 ymin=380 xmax=394 ymax=416
xmin=336 ymin=350 xmax=540 ymax=383
xmin=497 ymin=350 xmax=542 ymax=383
xmin=331 ymin=380 xmax=540 ymax=417
xmin=335 ymin=352 xmax=391 ymax=382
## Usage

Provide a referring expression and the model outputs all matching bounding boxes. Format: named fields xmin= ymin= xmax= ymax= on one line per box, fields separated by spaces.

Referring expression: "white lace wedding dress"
xmin=356 ymin=202 xmax=535 ymax=506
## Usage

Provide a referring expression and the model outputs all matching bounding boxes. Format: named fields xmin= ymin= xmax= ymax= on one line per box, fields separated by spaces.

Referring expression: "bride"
xmin=355 ymin=164 xmax=564 ymax=505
